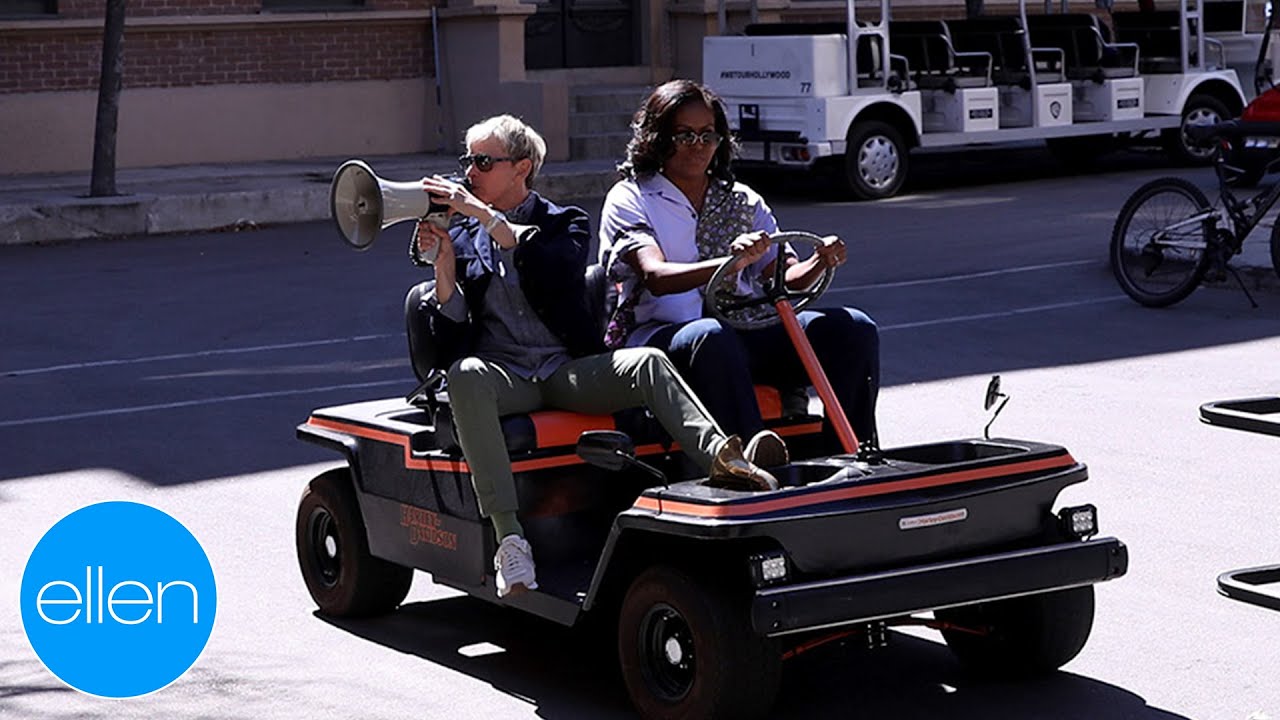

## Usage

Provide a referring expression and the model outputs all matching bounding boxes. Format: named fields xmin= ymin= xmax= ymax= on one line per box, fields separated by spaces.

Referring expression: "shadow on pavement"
xmin=322 ymin=596 xmax=1187 ymax=720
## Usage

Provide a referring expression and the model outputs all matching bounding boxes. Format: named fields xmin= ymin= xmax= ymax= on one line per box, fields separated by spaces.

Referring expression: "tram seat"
xmin=888 ymin=19 xmax=992 ymax=91
xmin=1026 ymin=14 xmax=1139 ymax=81
xmin=1112 ymin=10 xmax=1184 ymax=73
xmin=743 ymin=22 xmax=898 ymax=89
xmin=947 ymin=15 xmax=1066 ymax=87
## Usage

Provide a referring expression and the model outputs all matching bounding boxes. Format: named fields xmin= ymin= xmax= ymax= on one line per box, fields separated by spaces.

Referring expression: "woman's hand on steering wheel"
xmin=706 ymin=231 xmax=839 ymax=331
xmin=729 ymin=230 xmax=771 ymax=273
xmin=813 ymin=235 xmax=847 ymax=269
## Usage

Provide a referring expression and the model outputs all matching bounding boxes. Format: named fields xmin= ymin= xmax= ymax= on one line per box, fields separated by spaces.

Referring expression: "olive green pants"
xmin=447 ymin=347 xmax=726 ymax=535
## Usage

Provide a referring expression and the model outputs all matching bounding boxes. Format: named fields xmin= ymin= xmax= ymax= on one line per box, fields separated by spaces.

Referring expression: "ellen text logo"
xmin=20 ymin=502 xmax=217 ymax=698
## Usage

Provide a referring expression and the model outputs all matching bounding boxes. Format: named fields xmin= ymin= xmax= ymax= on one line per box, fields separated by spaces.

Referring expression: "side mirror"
xmin=983 ymin=374 xmax=1010 ymax=440
xmin=984 ymin=375 xmax=1003 ymax=411
xmin=576 ymin=430 xmax=669 ymax=486
xmin=576 ymin=430 xmax=637 ymax=472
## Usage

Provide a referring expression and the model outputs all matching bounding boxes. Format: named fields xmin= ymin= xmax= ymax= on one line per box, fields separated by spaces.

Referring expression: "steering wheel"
xmin=704 ymin=231 xmax=837 ymax=331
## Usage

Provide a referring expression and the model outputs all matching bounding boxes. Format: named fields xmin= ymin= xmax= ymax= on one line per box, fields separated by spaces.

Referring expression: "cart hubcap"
xmin=663 ymin=637 xmax=684 ymax=665
xmin=858 ymin=136 xmax=899 ymax=190
xmin=1182 ymin=107 xmax=1222 ymax=160
xmin=307 ymin=508 xmax=342 ymax=588
xmin=638 ymin=604 xmax=694 ymax=701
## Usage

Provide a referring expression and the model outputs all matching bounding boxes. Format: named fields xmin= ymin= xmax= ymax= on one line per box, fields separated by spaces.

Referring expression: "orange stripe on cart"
xmin=305 ymin=416 xmax=786 ymax=474
xmin=630 ymin=453 xmax=1077 ymax=518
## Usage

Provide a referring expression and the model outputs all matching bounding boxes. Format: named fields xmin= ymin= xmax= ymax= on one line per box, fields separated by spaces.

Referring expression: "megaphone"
xmin=329 ymin=159 xmax=451 ymax=253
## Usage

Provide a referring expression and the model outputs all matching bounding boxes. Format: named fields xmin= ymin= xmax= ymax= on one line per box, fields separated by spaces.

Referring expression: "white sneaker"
xmin=494 ymin=534 xmax=538 ymax=598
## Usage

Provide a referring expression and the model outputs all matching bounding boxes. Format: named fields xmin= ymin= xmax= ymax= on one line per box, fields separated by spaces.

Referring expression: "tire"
xmin=1110 ymin=176 xmax=1213 ymax=307
xmin=1045 ymin=134 xmax=1115 ymax=170
xmin=617 ymin=565 xmax=780 ymax=720
xmin=936 ymin=586 xmax=1096 ymax=678
xmin=296 ymin=467 xmax=413 ymax=617
xmin=843 ymin=120 xmax=908 ymax=200
xmin=1165 ymin=93 xmax=1232 ymax=165
xmin=1270 ymin=217 xmax=1280 ymax=279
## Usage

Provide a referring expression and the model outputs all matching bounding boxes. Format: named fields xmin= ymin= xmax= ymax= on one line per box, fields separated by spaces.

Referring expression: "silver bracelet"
xmin=484 ymin=211 xmax=505 ymax=234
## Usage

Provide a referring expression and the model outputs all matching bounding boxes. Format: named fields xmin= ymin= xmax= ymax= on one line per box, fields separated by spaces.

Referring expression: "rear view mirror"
xmin=576 ymin=431 xmax=638 ymax=472
xmin=985 ymin=375 xmax=1003 ymax=411
xmin=983 ymin=374 xmax=1010 ymax=439
xmin=576 ymin=430 xmax=668 ymax=486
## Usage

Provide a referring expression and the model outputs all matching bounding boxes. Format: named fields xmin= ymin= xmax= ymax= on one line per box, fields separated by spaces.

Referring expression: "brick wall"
xmin=0 ymin=1 xmax=436 ymax=93
xmin=54 ymin=0 xmax=427 ymax=19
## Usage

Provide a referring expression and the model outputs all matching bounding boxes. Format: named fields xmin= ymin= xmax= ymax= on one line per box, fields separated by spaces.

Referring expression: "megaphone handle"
xmin=775 ymin=298 xmax=860 ymax=456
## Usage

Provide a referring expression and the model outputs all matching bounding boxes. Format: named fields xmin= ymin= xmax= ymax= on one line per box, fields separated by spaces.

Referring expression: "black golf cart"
xmin=295 ymin=232 xmax=1128 ymax=720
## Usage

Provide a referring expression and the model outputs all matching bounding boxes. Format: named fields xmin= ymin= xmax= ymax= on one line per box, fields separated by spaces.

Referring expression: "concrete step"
xmin=570 ymin=85 xmax=650 ymax=114
xmin=569 ymin=110 xmax=635 ymax=136
xmin=569 ymin=132 xmax=632 ymax=162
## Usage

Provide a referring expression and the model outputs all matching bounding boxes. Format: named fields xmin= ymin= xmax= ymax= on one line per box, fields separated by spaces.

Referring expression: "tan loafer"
xmin=708 ymin=435 xmax=780 ymax=491
xmin=745 ymin=429 xmax=789 ymax=468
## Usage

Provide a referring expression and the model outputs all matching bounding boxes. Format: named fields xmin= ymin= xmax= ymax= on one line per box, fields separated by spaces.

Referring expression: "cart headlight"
xmin=749 ymin=551 xmax=789 ymax=587
xmin=1058 ymin=504 xmax=1098 ymax=540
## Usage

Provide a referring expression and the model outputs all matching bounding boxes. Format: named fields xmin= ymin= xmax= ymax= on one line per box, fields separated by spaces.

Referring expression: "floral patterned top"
xmin=597 ymin=173 xmax=784 ymax=348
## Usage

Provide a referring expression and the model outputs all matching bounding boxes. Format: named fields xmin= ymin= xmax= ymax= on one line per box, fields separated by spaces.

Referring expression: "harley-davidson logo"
xmin=899 ymin=508 xmax=968 ymax=530
xmin=400 ymin=505 xmax=458 ymax=550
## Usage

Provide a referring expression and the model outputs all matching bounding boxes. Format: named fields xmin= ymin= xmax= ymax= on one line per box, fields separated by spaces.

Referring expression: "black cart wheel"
xmin=617 ymin=565 xmax=780 ymax=720
xmin=843 ymin=120 xmax=908 ymax=200
xmin=936 ymin=585 xmax=1096 ymax=677
xmin=1110 ymin=176 xmax=1213 ymax=307
xmin=1166 ymin=94 xmax=1231 ymax=165
xmin=296 ymin=467 xmax=412 ymax=617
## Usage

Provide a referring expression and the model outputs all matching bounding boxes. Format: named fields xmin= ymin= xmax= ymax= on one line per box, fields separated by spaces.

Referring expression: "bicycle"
xmin=1109 ymin=120 xmax=1280 ymax=308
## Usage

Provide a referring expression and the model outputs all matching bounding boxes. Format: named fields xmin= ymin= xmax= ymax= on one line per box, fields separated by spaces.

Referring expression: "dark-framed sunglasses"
xmin=671 ymin=130 xmax=723 ymax=147
xmin=459 ymin=153 xmax=516 ymax=172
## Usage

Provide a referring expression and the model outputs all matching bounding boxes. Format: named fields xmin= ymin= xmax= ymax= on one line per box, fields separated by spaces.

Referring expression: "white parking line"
xmin=879 ymin=295 xmax=1127 ymax=331
xmin=828 ymin=259 xmax=1098 ymax=292
xmin=2 ymin=334 xmax=399 ymax=377
xmin=0 ymin=379 xmax=411 ymax=428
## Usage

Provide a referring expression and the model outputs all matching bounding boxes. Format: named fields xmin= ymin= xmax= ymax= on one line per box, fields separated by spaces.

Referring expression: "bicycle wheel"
xmin=1110 ymin=177 xmax=1214 ymax=307
xmin=1270 ymin=218 xmax=1280 ymax=280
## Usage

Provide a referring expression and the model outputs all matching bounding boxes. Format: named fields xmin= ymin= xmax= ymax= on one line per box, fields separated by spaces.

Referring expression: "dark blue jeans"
xmin=646 ymin=307 xmax=880 ymax=451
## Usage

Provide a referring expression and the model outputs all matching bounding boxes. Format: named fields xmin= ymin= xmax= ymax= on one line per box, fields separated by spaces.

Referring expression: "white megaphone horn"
xmin=329 ymin=159 xmax=450 ymax=253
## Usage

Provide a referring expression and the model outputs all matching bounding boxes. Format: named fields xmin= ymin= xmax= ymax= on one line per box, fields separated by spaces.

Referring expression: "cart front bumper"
xmin=752 ymin=537 xmax=1127 ymax=636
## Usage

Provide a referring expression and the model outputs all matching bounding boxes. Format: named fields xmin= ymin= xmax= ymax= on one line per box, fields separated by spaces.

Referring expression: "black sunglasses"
xmin=459 ymin=153 xmax=516 ymax=172
xmin=671 ymin=130 xmax=724 ymax=147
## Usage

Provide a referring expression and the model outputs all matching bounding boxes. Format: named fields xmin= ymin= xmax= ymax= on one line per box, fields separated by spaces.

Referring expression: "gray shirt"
xmin=429 ymin=193 xmax=572 ymax=380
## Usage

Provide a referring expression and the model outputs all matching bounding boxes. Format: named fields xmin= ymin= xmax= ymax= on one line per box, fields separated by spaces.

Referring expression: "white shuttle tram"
xmin=704 ymin=0 xmax=1269 ymax=199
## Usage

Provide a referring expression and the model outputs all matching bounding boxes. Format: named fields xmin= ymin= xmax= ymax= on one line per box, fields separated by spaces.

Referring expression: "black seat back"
xmin=948 ymin=16 xmax=1029 ymax=73
xmin=1112 ymin=10 xmax=1182 ymax=67
xmin=405 ymin=281 xmax=437 ymax=383
xmin=584 ymin=263 xmax=610 ymax=339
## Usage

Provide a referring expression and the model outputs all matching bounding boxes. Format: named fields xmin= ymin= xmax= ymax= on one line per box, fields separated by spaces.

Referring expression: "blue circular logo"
xmin=20 ymin=501 xmax=217 ymax=698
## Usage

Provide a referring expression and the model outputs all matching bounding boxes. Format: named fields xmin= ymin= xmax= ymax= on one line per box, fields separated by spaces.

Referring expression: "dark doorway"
xmin=525 ymin=0 xmax=640 ymax=69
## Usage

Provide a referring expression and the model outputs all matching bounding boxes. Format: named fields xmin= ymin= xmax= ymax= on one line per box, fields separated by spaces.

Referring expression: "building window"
xmin=262 ymin=0 xmax=365 ymax=10
xmin=0 ymin=1 xmax=57 ymax=16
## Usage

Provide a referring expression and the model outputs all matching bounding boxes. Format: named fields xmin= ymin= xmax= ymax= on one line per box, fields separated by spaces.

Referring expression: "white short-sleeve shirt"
xmin=598 ymin=173 xmax=780 ymax=346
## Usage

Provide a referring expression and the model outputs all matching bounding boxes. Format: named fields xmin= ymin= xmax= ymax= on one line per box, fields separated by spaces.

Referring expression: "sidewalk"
xmin=0 ymin=153 xmax=619 ymax=246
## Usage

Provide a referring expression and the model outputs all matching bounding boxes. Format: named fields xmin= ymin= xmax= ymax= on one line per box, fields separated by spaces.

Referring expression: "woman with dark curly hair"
xmin=598 ymin=79 xmax=881 ymax=460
